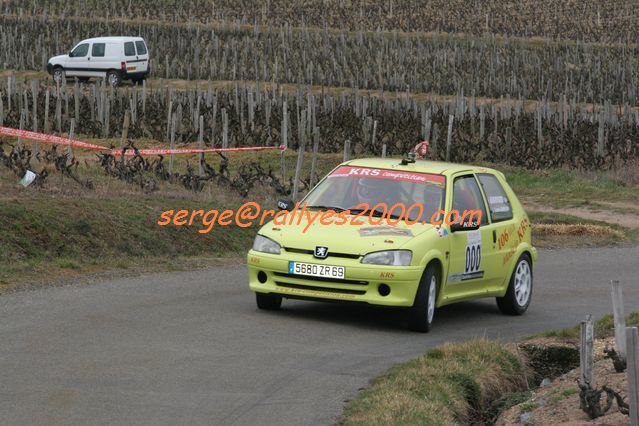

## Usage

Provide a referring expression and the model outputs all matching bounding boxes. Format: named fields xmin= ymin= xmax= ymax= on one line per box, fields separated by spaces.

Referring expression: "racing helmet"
xmin=356 ymin=177 xmax=397 ymax=205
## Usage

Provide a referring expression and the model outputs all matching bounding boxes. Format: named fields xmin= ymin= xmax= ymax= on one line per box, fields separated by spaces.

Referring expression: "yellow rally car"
xmin=247 ymin=158 xmax=537 ymax=332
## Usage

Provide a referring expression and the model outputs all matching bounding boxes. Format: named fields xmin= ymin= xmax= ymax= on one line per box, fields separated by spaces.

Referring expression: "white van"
xmin=46 ymin=36 xmax=150 ymax=86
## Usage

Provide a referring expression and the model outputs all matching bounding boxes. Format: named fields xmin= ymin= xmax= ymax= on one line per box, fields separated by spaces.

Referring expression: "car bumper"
xmin=123 ymin=70 xmax=150 ymax=80
xmin=247 ymin=250 xmax=423 ymax=307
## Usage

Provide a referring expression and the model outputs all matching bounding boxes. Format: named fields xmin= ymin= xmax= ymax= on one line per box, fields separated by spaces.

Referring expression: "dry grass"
xmin=339 ymin=340 xmax=530 ymax=426
xmin=533 ymin=224 xmax=625 ymax=239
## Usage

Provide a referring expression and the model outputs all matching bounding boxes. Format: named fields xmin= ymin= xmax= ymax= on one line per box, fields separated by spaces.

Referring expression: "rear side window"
xmin=91 ymin=43 xmax=105 ymax=57
xmin=135 ymin=40 xmax=147 ymax=55
xmin=478 ymin=173 xmax=513 ymax=222
xmin=124 ymin=41 xmax=136 ymax=56
xmin=71 ymin=43 xmax=89 ymax=57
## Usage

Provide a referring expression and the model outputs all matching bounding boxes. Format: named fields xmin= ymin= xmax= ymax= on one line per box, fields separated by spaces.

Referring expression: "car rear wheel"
xmin=53 ymin=67 xmax=65 ymax=84
xmin=255 ymin=293 xmax=282 ymax=310
xmin=107 ymin=70 xmax=121 ymax=87
xmin=496 ymin=254 xmax=533 ymax=315
xmin=407 ymin=264 xmax=438 ymax=332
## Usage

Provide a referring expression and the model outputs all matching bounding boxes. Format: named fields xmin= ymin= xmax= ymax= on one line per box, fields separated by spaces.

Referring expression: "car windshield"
xmin=302 ymin=166 xmax=446 ymax=222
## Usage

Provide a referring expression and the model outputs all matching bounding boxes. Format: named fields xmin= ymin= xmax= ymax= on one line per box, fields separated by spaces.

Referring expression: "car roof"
xmin=343 ymin=158 xmax=500 ymax=177
xmin=80 ymin=36 xmax=145 ymax=43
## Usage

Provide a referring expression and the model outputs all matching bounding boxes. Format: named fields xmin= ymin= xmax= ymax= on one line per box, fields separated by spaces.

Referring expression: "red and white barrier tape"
xmin=112 ymin=145 xmax=286 ymax=157
xmin=0 ymin=126 xmax=111 ymax=151
xmin=0 ymin=126 xmax=286 ymax=156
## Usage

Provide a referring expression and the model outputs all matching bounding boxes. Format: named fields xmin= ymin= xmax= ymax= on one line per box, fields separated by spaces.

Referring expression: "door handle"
xmin=87 ymin=57 xmax=91 ymax=61
xmin=492 ymin=230 xmax=497 ymax=244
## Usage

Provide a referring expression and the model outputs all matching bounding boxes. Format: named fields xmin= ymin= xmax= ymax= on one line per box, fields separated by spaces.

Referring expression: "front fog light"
xmin=252 ymin=234 xmax=281 ymax=254
xmin=361 ymin=250 xmax=412 ymax=266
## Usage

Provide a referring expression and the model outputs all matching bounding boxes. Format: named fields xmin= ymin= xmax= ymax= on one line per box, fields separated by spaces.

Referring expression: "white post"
xmin=580 ymin=315 xmax=594 ymax=386
xmin=343 ymin=139 xmax=351 ymax=162
xmin=611 ymin=280 xmax=627 ymax=358
xmin=446 ymin=114 xmax=454 ymax=162
xmin=627 ymin=327 xmax=639 ymax=426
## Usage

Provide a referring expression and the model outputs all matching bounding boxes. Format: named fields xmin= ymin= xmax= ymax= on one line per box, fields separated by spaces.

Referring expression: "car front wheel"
xmin=255 ymin=293 xmax=282 ymax=310
xmin=407 ymin=264 xmax=438 ymax=332
xmin=497 ymin=254 xmax=533 ymax=315
xmin=53 ymin=67 xmax=65 ymax=84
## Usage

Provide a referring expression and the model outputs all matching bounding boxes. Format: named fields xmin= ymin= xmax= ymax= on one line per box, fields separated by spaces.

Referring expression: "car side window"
xmin=71 ymin=43 xmax=89 ymax=58
xmin=124 ymin=41 xmax=136 ymax=56
xmin=478 ymin=173 xmax=513 ymax=222
xmin=452 ymin=175 xmax=488 ymax=226
xmin=135 ymin=40 xmax=147 ymax=55
xmin=91 ymin=43 xmax=105 ymax=57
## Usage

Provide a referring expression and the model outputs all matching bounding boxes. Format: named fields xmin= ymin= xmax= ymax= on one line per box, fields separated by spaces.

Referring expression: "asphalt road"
xmin=1 ymin=246 xmax=638 ymax=425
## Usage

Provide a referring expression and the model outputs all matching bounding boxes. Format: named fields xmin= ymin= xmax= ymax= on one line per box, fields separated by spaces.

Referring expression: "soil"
xmin=497 ymin=338 xmax=631 ymax=426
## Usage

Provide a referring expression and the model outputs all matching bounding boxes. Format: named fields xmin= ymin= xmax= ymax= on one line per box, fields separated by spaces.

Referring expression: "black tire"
xmin=497 ymin=254 xmax=533 ymax=315
xmin=255 ymin=292 xmax=282 ymax=310
xmin=52 ymin=67 xmax=65 ymax=84
xmin=407 ymin=264 xmax=439 ymax=332
xmin=106 ymin=70 xmax=122 ymax=87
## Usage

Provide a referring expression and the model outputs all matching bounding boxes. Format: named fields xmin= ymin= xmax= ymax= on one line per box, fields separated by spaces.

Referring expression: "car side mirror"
xmin=68 ymin=51 xmax=73 ymax=57
xmin=277 ymin=199 xmax=294 ymax=211
xmin=450 ymin=221 xmax=480 ymax=232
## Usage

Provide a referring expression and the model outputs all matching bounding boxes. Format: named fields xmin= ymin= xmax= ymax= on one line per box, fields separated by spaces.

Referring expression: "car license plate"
xmin=288 ymin=261 xmax=345 ymax=279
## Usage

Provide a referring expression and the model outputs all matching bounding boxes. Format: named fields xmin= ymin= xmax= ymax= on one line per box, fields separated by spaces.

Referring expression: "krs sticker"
xmin=465 ymin=230 xmax=482 ymax=274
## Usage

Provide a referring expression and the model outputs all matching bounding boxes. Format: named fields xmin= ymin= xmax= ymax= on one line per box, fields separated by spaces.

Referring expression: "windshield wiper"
xmin=305 ymin=205 xmax=346 ymax=212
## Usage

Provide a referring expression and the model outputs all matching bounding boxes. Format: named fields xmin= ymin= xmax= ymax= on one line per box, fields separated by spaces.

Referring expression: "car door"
xmin=88 ymin=42 xmax=108 ymax=77
xmin=133 ymin=39 xmax=149 ymax=74
xmin=477 ymin=172 xmax=517 ymax=293
xmin=66 ymin=42 xmax=91 ymax=77
xmin=444 ymin=174 xmax=496 ymax=300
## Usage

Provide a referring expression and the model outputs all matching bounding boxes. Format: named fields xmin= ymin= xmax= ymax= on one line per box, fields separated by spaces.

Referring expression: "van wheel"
xmin=407 ymin=264 xmax=438 ymax=332
xmin=107 ymin=70 xmax=121 ymax=87
xmin=53 ymin=67 xmax=65 ymax=84
xmin=497 ymin=254 xmax=533 ymax=315
xmin=256 ymin=293 xmax=282 ymax=310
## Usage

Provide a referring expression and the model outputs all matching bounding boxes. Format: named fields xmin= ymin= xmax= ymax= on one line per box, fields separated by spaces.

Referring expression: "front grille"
xmin=275 ymin=282 xmax=366 ymax=295
xmin=283 ymin=247 xmax=360 ymax=259
xmin=273 ymin=272 xmax=368 ymax=286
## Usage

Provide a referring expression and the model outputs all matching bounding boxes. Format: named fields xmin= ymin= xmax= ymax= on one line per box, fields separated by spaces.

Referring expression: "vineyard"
xmin=2 ymin=15 xmax=639 ymax=104
xmin=5 ymin=0 xmax=639 ymax=43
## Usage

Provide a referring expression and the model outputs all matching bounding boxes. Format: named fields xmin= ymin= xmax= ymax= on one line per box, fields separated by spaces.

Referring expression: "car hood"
xmin=48 ymin=54 xmax=68 ymax=63
xmin=258 ymin=214 xmax=436 ymax=255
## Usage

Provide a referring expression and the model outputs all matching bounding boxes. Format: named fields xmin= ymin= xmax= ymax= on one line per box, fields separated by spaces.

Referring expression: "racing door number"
xmin=465 ymin=230 xmax=482 ymax=274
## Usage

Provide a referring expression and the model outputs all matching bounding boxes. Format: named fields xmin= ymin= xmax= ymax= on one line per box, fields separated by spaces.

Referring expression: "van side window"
xmin=135 ymin=41 xmax=147 ymax=55
xmin=477 ymin=173 xmax=513 ymax=222
xmin=71 ymin=43 xmax=89 ymax=58
xmin=91 ymin=43 xmax=105 ymax=57
xmin=124 ymin=42 xmax=136 ymax=56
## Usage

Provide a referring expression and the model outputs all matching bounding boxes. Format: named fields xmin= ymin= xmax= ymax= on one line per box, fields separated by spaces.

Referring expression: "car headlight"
xmin=361 ymin=250 xmax=412 ymax=266
xmin=252 ymin=234 xmax=281 ymax=254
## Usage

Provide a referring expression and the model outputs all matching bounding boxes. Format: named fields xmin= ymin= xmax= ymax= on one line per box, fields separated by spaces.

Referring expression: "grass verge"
xmin=339 ymin=340 xmax=530 ymax=425
xmin=526 ymin=311 xmax=639 ymax=341
xmin=0 ymin=192 xmax=256 ymax=292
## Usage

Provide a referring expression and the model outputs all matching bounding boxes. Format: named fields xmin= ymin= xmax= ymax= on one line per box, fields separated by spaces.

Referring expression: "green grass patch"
xmin=526 ymin=311 xmax=639 ymax=341
xmin=0 ymin=191 xmax=256 ymax=290
xmin=499 ymin=165 xmax=639 ymax=206
xmin=339 ymin=340 xmax=529 ymax=426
